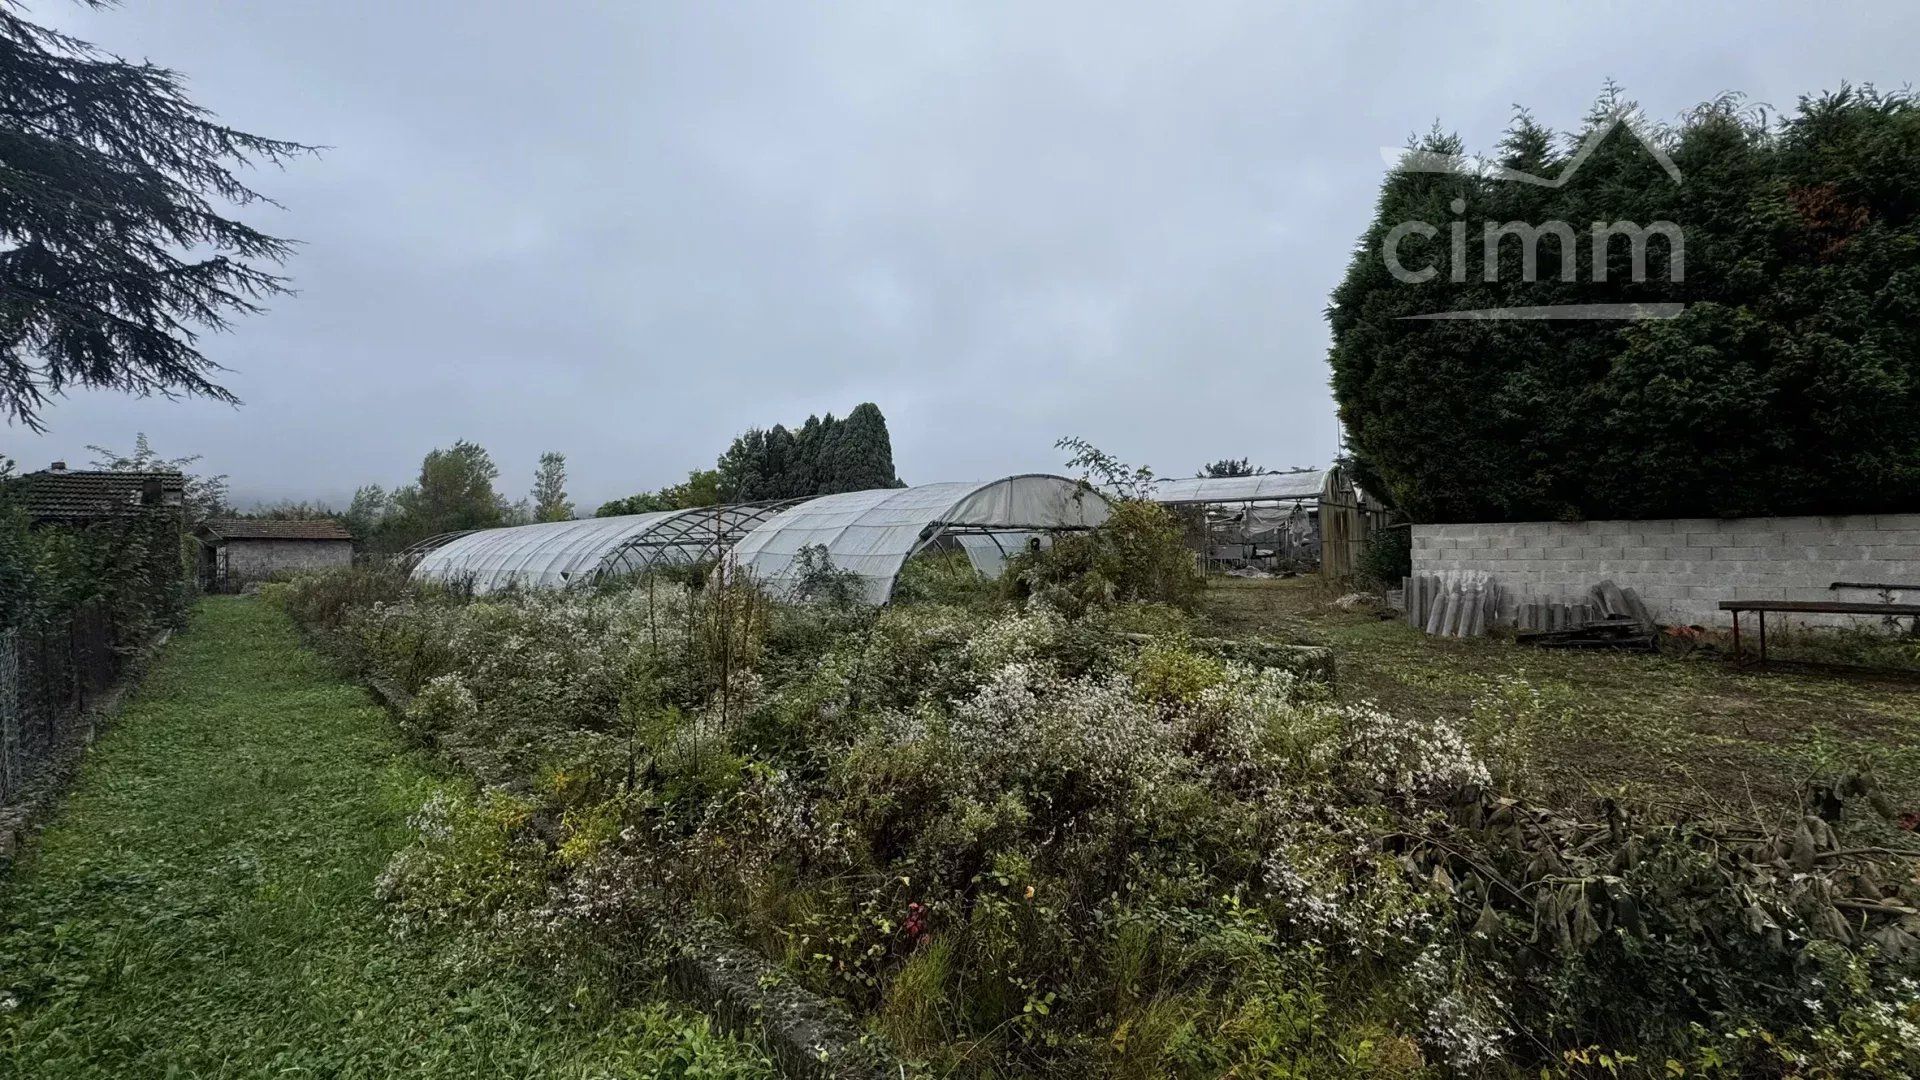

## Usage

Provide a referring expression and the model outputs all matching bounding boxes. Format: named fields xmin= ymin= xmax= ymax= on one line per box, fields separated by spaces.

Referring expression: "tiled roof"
xmin=198 ymin=518 xmax=355 ymax=542
xmin=12 ymin=469 xmax=185 ymax=520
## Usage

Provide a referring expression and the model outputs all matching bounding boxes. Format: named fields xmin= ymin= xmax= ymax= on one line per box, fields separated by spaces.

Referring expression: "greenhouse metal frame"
xmin=590 ymin=499 xmax=807 ymax=583
xmin=410 ymin=511 xmax=689 ymax=593
xmin=727 ymin=474 xmax=1111 ymax=605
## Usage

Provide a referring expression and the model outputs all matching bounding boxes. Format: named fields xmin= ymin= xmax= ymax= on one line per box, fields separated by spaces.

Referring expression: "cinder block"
xmin=1711 ymin=546 xmax=1764 ymax=561
xmin=1875 ymin=515 xmax=1920 ymax=532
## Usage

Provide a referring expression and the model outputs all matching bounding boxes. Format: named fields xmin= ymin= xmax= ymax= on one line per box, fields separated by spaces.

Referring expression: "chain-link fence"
xmin=0 ymin=605 xmax=121 ymax=807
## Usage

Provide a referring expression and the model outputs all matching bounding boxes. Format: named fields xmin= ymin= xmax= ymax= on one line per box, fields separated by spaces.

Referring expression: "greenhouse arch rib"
xmin=726 ymin=474 xmax=1112 ymax=605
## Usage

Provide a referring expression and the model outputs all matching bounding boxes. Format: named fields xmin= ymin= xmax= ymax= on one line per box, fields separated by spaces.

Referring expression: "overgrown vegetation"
xmin=0 ymin=459 xmax=185 ymax=642
xmin=1358 ymin=524 xmax=1413 ymax=589
xmin=0 ymin=598 xmax=772 ymax=1078
xmin=1329 ymin=85 xmax=1920 ymax=522
xmin=1001 ymin=499 xmax=1206 ymax=614
xmin=277 ymin=551 xmax=1920 ymax=1077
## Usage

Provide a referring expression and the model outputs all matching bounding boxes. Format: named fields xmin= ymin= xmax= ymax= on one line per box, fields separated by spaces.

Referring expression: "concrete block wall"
xmin=1410 ymin=513 xmax=1920 ymax=628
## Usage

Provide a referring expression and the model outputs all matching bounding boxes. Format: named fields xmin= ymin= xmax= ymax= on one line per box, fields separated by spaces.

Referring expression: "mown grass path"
xmin=0 ymin=597 xmax=769 ymax=1079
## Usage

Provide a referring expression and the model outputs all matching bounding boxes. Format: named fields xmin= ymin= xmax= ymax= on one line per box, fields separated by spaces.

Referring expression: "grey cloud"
xmin=10 ymin=1 xmax=1918 ymax=508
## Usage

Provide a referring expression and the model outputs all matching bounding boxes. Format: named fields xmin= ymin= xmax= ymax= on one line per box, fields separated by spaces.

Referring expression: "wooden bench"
xmin=1719 ymin=599 xmax=1920 ymax=664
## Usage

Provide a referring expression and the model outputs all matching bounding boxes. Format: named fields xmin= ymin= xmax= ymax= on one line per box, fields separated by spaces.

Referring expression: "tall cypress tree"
xmin=1329 ymin=86 xmax=1920 ymax=522
xmin=785 ymin=413 xmax=831 ymax=496
xmin=711 ymin=403 xmax=903 ymax=501
xmin=716 ymin=428 xmax=769 ymax=501
xmin=830 ymin=402 xmax=902 ymax=491
xmin=760 ymin=426 xmax=797 ymax=499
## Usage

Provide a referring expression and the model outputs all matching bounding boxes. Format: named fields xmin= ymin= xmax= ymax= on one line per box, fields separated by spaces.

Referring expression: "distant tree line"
xmin=597 ymin=401 xmax=904 ymax=515
xmin=68 ymin=401 xmax=904 ymax=551
xmin=341 ymin=441 xmax=532 ymax=551
xmin=1329 ymin=84 xmax=1920 ymax=522
xmin=594 ymin=469 xmax=722 ymax=517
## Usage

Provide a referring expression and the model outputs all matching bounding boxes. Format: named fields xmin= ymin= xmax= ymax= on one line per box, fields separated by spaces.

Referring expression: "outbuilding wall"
xmin=1410 ymin=513 xmax=1920 ymax=627
xmin=222 ymin=538 xmax=354 ymax=585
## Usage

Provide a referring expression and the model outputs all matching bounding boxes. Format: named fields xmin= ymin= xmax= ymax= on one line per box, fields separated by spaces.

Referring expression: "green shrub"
xmin=891 ymin=549 xmax=999 ymax=607
xmin=1002 ymin=499 xmax=1203 ymax=614
xmin=273 ymin=562 xmax=415 ymax=634
xmin=1356 ymin=524 xmax=1411 ymax=589
xmin=375 ymin=785 xmax=548 ymax=944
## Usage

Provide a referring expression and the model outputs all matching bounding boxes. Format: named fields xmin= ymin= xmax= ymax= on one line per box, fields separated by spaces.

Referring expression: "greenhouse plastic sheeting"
xmin=1141 ymin=470 xmax=1327 ymax=505
xmin=729 ymin=475 xmax=1110 ymax=604
xmin=410 ymin=512 xmax=681 ymax=593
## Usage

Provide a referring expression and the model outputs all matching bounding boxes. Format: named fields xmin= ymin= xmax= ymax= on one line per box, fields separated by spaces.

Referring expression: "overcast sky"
xmin=9 ymin=1 xmax=1918 ymax=509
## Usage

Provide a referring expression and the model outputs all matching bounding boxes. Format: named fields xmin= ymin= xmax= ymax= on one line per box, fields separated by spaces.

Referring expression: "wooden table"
xmin=1719 ymin=600 xmax=1920 ymax=664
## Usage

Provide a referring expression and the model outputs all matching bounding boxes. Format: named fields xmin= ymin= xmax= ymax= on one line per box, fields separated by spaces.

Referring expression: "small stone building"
xmin=195 ymin=519 xmax=354 ymax=592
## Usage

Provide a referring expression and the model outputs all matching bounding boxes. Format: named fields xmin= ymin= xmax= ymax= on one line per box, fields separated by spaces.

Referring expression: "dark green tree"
xmin=391 ymin=441 xmax=507 ymax=539
xmin=829 ymin=402 xmax=903 ymax=491
xmin=594 ymin=468 xmax=721 ymax=517
xmin=715 ymin=428 xmax=770 ymax=502
xmin=1328 ymin=86 xmax=1920 ymax=522
xmin=595 ymin=491 xmax=671 ymax=517
xmin=713 ymin=403 xmax=903 ymax=500
xmin=1200 ymin=457 xmax=1259 ymax=478
xmin=1 ymin=2 xmax=313 ymax=430
xmin=761 ymin=425 xmax=798 ymax=498
xmin=663 ymin=467 xmax=722 ymax=508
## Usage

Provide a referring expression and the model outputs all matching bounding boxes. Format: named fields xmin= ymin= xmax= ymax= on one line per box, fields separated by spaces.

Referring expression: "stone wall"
xmin=1410 ymin=514 xmax=1920 ymax=627
xmin=224 ymin=539 xmax=353 ymax=585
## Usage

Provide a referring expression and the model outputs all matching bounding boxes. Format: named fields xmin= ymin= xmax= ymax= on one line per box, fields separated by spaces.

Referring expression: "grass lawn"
xmin=0 ymin=597 xmax=771 ymax=1079
xmin=1202 ymin=577 xmax=1920 ymax=824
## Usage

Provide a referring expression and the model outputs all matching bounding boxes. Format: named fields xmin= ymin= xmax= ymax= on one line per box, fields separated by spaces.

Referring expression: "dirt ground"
xmin=1199 ymin=577 xmax=1920 ymax=828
